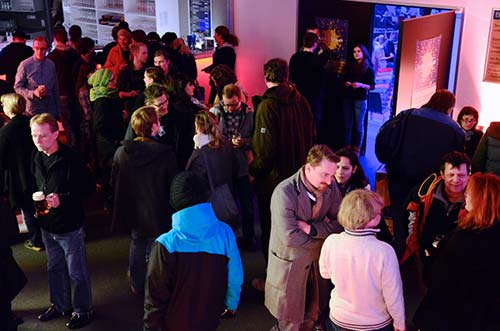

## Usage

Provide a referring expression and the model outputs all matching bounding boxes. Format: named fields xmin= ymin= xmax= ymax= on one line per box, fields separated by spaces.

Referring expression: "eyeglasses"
xmin=223 ymin=102 xmax=240 ymax=108
xmin=461 ymin=118 xmax=476 ymax=123
xmin=153 ymin=99 xmax=168 ymax=108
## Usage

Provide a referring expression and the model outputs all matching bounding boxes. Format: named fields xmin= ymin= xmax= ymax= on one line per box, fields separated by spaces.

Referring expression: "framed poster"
xmin=484 ymin=9 xmax=500 ymax=83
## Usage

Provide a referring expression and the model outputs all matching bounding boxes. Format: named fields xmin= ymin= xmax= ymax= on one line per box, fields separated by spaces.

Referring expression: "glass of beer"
xmin=33 ymin=191 xmax=49 ymax=216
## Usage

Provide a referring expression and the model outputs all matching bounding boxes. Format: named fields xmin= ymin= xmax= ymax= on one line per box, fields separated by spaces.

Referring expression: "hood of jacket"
xmin=263 ymin=82 xmax=303 ymax=105
xmin=169 ymin=203 xmax=220 ymax=242
xmin=486 ymin=122 xmax=500 ymax=140
xmin=119 ymin=139 xmax=172 ymax=168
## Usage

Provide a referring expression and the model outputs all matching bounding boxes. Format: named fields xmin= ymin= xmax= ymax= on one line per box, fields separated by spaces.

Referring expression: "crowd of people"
xmin=0 ymin=21 xmax=499 ymax=331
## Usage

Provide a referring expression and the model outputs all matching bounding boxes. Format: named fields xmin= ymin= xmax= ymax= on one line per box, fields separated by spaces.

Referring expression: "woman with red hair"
xmin=414 ymin=172 xmax=500 ymax=330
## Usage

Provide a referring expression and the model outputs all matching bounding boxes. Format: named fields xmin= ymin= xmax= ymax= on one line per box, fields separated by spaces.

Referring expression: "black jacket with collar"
xmin=32 ymin=143 xmax=91 ymax=234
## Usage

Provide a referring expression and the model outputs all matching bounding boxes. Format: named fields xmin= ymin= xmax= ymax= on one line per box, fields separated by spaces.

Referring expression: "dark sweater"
xmin=414 ymin=222 xmax=500 ymax=330
xmin=32 ymin=143 xmax=91 ymax=234
xmin=0 ymin=42 xmax=34 ymax=85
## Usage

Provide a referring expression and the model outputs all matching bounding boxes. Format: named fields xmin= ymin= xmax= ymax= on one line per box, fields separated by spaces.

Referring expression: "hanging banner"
xmin=484 ymin=9 xmax=500 ymax=83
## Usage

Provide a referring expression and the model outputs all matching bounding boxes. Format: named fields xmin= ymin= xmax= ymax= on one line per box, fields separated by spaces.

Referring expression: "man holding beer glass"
xmin=30 ymin=113 xmax=94 ymax=329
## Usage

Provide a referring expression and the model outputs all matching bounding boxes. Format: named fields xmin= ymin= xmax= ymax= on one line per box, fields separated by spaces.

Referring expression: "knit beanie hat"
xmin=88 ymin=68 xmax=118 ymax=101
xmin=170 ymin=171 xmax=209 ymax=211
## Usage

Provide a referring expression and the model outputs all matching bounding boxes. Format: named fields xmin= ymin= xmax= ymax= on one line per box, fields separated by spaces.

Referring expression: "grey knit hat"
xmin=170 ymin=171 xmax=209 ymax=211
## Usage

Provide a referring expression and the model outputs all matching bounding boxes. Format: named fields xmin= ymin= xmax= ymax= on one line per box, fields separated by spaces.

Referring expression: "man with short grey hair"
xmin=14 ymin=37 xmax=60 ymax=118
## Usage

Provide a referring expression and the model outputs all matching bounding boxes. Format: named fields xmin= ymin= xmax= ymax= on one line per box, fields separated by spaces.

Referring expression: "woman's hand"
xmin=345 ymin=81 xmax=352 ymax=87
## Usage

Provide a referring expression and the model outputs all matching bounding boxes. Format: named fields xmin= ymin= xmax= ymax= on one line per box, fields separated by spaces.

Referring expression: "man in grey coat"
xmin=265 ymin=144 xmax=343 ymax=331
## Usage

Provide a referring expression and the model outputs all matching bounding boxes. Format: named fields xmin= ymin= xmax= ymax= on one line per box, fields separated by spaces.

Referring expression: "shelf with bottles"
xmin=97 ymin=24 xmax=114 ymax=44
xmin=125 ymin=16 xmax=155 ymax=33
xmin=70 ymin=7 xmax=97 ymax=25
xmin=70 ymin=0 xmax=95 ymax=9
xmin=124 ymin=0 xmax=155 ymax=17
xmin=95 ymin=0 xmax=123 ymax=13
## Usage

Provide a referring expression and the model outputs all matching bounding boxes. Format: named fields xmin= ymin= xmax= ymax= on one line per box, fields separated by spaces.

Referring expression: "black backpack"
xmin=375 ymin=108 xmax=414 ymax=165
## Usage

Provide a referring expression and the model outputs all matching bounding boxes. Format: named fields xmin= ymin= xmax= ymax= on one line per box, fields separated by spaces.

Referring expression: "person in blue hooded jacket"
xmin=143 ymin=171 xmax=243 ymax=331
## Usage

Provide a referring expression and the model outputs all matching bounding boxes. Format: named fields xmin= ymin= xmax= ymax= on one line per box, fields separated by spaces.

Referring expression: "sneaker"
xmin=24 ymin=240 xmax=45 ymax=252
xmin=66 ymin=311 xmax=93 ymax=329
xmin=251 ymin=278 xmax=266 ymax=292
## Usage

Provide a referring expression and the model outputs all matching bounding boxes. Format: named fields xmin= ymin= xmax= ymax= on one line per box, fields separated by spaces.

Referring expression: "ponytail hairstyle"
xmin=215 ymin=25 xmax=239 ymax=47
xmin=194 ymin=111 xmax=223 ymax=149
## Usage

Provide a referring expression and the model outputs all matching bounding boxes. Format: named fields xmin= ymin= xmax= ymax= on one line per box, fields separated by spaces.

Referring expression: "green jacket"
xmin=249 ymin=83 xmax=315 ymax=191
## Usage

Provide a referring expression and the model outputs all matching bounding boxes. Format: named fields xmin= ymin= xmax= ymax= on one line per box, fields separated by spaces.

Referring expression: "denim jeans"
xmin=20 ymin=197 xmax=43 ymax=247
xmin=235 ymin=175 xmax=255 ymax=241
xmin=326 ymin=318 xmax=394 ymax=331
xmin=129 ymin=230 xmax=155 ymax=295
xmin=342 ymin=98 xmax=368 ymax=148
xmin=41 ymin=227 xmax=92 ymax=313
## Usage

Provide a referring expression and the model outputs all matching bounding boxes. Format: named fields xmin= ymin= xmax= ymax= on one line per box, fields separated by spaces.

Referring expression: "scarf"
xmin=193 ymin=133 xmax=213 ymax=149
xmin=464 ymin=129 xmax=474 ymax=142
xmin=299 ymin=166 xmax=323 ymax=220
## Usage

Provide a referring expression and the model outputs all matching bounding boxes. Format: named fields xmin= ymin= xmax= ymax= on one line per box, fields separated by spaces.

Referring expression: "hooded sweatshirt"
xmin=472 ymin=122 xmax=500 ymax=176
xmin=250 ymin=83 xmax=315 ymax=189
xmin=111 ymin=138 xmax=178 ymax=236
xmin=144 ymin=202 xmax=243 ymax=331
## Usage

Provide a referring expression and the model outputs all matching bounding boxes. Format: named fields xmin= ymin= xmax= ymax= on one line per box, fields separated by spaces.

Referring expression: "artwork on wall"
xmin=411 ymin=35 xmax=441 ymax=108
xmin=484 ymin=9 xmax=500 ymax=83
xmin=314 ymin=17 xmax=348 ymax=61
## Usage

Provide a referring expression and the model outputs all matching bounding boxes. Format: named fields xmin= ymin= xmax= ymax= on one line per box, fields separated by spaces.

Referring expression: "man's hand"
xmin=297 ymin=220 xmax=311 ymax=234
xmin=46 ymin=193 xmax=60 ymax=208
xmin=34 ymin=85 xmax=47 ymax=98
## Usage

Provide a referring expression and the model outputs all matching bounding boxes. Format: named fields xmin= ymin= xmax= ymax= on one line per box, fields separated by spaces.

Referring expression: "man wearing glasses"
xmin=14 ymin=37 xmax=60 ymax=119
xmin=210 ymin=83 xmax=256 ymax=250
xmin=124 ymin=83 xmax=170 ymax=144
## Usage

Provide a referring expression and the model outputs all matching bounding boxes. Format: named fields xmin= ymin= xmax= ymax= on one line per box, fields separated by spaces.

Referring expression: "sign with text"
xmin=484 ymin=9 xmax=500 ymax=83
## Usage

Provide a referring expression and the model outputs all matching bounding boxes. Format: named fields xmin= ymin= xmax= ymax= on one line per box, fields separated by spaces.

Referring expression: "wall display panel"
xmin=484 ymin=9 xmax=500 ymax=83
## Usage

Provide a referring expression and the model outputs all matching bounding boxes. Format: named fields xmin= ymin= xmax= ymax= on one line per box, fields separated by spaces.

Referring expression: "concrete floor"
xmin=11 ymin=114 xmax=422 ymax=330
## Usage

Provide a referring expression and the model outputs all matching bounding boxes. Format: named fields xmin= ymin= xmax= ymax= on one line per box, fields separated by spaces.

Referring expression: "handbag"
xmin=193 ymin=79 xmax=205 ymax=102
xmin=201 ymin=150 xmax=239 ymax=224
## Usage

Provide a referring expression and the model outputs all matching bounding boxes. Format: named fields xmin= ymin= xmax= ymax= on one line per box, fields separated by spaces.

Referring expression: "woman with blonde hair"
xmin=414 ymin=172 xmax=500 ymax=330
xmin=319 ymin=189 xmax=405 ymax=331
xmin=0 ymin=93 xmax=42 ymax=250
xmin=186 ymin=111 xmax=237 ymax=225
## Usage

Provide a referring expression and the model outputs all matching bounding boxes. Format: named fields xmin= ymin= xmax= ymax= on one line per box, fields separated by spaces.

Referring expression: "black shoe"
xmin=38 ymin=304 xmax=72 ymax=322
xmin=66 ymin=311 xmax=93 ymax=329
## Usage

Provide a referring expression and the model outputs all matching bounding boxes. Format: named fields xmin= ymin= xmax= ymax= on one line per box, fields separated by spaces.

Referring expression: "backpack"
xmin=375 ymin=108 xmax=414 ymax=165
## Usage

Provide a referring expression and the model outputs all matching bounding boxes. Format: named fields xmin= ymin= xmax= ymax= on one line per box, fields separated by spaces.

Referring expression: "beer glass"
xmin=33 ymin=191 xmax=49 ymax=216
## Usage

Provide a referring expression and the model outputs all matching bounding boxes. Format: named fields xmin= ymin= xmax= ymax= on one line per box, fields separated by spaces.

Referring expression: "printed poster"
xmin=411 ymin=35 xmax=441 ymax=108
